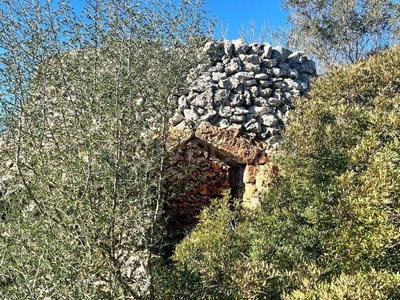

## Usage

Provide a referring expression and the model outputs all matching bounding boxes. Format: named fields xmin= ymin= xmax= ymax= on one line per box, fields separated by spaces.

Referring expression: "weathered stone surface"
xmin=214 ymin=89 xmax=230 ymax=106
xmin=171 ymin=111 xmax=184 ymax=125
xmin=225 ymin=57 xmax=243 ymax=75
xmin=194 ymin=123 xmax=264 ymax=165
xmin=239 ymin=53 xmax=261 ymax=64
xmin=229 ymin=93 xmax=243 ymax=106
xmin=234 ymin=106 xmax=249 ymax=115
xmin=201 ymin=109 xmax=217 ymax=121
xmin=262 ymin=42 xmax=273 ymax=58
xmin=243 ymin=164 xmax=258 ymax=184
xmin=230 ymin=114 xmax=245 ymax=123
xmin=183 ymin=108 xmax=199 ymax=122
xmin=232 ymin=39 xmax=249 ymax=54
xmin=165 ymin=140 xmax=231 ymax=252
xmin=218 ymin=106 xmax=233 ymax=118
xmin=248 ymin=105 xmax=272 ymax=115
xmin=268 ymin=97 xmax=283 ymax=107
xmin=219 ymin=77 xmax=240 ymax=90
xmin=243 ymin=62 xmax=261 ymax=73
xmin=255 ymin=73 xmax=269 ymax=80
xmin=190 ymin=75 xmax=212 ymax=92
xmin=244 ymin=119 xmax=261 ymax=133
xmin=253 ymin=97 xmax=267 ymax=106
xmin=224 ymin=40 xmax=234 ymax=56
xmin=272 ymin=67 xmax=286 ymax=77
xmin=284 ymin=78 xmax=300 ymax=89
xmin=212 ymin=72 xmax=228 ymax=82
xmin=235 ymin=71 xmax=255 ymax=81
xmin=216 ymin=118 xmax=230 ymax=128
xmin=177 ymin=95 xmax=188 ymax=112
xmin=171 ymin=40 xmax=315 ymax=140
xmin=260 ymin=114 xmax=279 ymax=127
xmin=243 ymin=79 xmax=257 ymax=87
xmin=259 ymin=88 xmax=273 ymax=97
xmin=249 ymin=43 xmax=264 ymax=54
xmin=261 ymin=58 xmax=278 ymax=68
xmin=249 ymin=86 xmax=259 ymax=98
xmin=271 ymin=46 xmax=292 ymax=63
xmin=202 ymin=41 xmax=218 ymax=56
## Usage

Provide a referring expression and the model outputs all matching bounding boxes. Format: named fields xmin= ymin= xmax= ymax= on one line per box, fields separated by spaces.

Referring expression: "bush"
xmin=168 ymin=47 xmax=400 ymax=299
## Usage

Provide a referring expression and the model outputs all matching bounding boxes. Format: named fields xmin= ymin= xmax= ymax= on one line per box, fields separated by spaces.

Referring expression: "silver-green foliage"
xmin=168 ymin=47 xmax=400 ymax=299
xmin=0 ymin=0 xmax=212 ymax=298
xmin=284 ymin=0 xmax=400 ymax=69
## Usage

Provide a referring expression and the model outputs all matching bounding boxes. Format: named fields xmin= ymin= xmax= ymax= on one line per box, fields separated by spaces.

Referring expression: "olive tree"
xmin=284 ymin=0 xmax=400 ymax=69
xmin=0 ymin=0 xmax=212 ymax=298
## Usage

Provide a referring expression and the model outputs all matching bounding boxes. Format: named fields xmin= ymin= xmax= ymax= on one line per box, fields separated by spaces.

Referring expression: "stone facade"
xmin=171 ymin=39 xmax=316 ymax=148
xmin=168 ymin=39 xmax=315 ymax=210
xmin=166 ymin=39 xmax=315 ymax=244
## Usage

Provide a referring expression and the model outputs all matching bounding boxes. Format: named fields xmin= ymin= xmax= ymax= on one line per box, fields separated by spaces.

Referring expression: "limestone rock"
xmin=170 ymin=39 xmax=315 ymax=139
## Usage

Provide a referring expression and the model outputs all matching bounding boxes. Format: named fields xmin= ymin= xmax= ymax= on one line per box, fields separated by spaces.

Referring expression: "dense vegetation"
xmin=158 ymin=47 xmax=400 ymax=299
xmin=284 ymin=0 xmax=400 ymax=69
xmin=1 ymin=1 xmax=400 ymax=299
xmin=0 ymin=0 xmax=211 ymax=298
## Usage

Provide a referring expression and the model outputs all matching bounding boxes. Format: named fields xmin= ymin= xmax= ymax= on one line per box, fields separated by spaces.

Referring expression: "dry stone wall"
xmin=171 ymin=39 xmax=316 ymax=147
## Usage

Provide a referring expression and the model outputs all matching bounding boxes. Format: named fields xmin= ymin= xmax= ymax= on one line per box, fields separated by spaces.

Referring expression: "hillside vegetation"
xmin=158 ymin=47 xmax=400 ymax=299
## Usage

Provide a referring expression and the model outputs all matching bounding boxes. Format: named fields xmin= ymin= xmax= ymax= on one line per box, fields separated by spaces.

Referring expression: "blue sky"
xmin=204 ymin=0 xmax=289 ymax=40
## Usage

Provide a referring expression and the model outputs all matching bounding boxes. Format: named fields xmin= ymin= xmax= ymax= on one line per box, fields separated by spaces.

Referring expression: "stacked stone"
xmin=171 ymin=39 xmax=316 ymax=145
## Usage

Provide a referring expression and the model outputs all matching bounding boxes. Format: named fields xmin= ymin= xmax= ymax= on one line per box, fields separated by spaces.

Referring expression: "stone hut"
xmin=165 ymin=39 xmax=316 ymax=247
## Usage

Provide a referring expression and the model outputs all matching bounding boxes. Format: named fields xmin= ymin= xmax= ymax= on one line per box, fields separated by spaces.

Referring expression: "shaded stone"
xmin=288 ymin=68 xmax=299 ymax=79
xmin=225 ymin=57 xmax=242 ymax=75
xmin=218 ymin=77 xmax=240 ymax=90
xmin=259 ymin=88 xmax=273 ymax=98
xmin=243 ymin=79 xmax=257 ymax=87
xmin=272 ymin=67 xmax=286 ymax=77
xmin=261 ymin=58 xmax=278 ymax=68
xmin=258 ymin=80 xmax=271 ymax=88
xmin=214 ymin=89 xmax=230 ymax=106
xmin=202 ymin=41 xmax=218 ymax=56
xmin=201 ymin=109 xmax=217 ymax=121
xmin=254 ymin=97 xmax=269 ymax=106
xmin=262 ymin=42 xmax=273 ymax=58
xmin=268 ymin=98 xmax=283 ymax=107
xmin=249 ymin=43 xmax=264 ymax=54
xmin=271 ymin=46 xmax=292 ymax=62
xmin=208 ymin=62 xmax=225 ymax=72
xmin=229 ymin=93 xmax=244 ymax=106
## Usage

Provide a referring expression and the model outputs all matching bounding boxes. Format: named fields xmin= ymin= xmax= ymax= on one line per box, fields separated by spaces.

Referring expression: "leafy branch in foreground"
xmin=0 ymin=0 xmax=213 ymax=298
